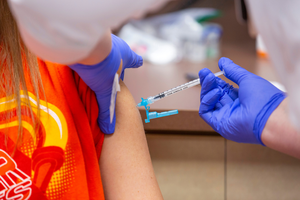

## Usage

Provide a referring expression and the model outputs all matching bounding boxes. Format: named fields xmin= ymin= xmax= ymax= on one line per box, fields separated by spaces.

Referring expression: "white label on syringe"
xmin=165 ymin=85 xmax=188 ymax=96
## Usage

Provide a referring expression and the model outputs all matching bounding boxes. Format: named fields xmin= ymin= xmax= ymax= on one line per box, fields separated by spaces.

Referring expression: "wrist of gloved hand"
xmin=253 ymin=92 xmax=286 ymax=144
xmin=198 ymin=57 xmax=286 ymax=145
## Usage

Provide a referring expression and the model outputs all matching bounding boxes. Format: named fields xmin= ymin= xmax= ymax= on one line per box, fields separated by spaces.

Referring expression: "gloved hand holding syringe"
xmin=137 ymin=70 xmax=224 ymax=123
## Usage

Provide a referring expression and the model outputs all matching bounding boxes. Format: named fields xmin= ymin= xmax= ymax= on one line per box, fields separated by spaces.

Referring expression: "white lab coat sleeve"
xmin=247 ymin=0 xmax=300 ymax=130
xmin=7 ymin=0 xmax=169 ymax=64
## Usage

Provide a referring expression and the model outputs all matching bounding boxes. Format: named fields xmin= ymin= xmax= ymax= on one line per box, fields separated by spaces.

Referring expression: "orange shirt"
xmin=0 ymin=60 xmax=105 ymax=199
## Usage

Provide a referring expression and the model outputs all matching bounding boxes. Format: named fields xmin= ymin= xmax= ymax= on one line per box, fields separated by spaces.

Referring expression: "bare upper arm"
xmin=99 ymin=80 xmax=163 ymax=200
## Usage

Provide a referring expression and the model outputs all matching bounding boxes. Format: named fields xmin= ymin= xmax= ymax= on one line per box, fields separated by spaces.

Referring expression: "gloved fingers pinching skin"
xmin=69 ymin=34 xmax=143 ymax=134
xmin=112 ymin=34 xmax=143 ymax=80
xmin=198 ymin=57 xmax=286 ymax=145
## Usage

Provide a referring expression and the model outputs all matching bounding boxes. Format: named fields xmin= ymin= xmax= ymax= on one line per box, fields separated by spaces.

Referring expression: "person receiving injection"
xmin=4 ymin=0 xmax=169 ymax=199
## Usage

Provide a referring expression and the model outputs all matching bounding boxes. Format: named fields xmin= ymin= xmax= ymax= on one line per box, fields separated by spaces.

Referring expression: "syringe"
xmin=137 ymin=71 xmax=224 ymax=107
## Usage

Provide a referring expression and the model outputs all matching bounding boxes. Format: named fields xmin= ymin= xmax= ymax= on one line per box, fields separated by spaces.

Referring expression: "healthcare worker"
xmin=199 ymin=0 xmax=300 ymax=159
xmin=8 ymin=0 xmax=300 ymax=159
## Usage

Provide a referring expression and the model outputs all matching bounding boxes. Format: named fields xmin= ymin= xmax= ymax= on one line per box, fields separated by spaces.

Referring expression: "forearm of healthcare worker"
xmin=69 ymin=32 xmax=143 ymax=134
xmin=199 ymin=57 xmax=300 ymax=159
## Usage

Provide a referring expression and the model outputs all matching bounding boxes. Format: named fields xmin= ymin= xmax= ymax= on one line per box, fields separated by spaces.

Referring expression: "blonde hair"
xmin=0 ymin=0 xmax=44 ymax=151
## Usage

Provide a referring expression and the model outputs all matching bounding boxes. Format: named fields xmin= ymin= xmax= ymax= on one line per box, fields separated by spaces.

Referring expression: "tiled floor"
xmin=146 ymin=134 xmax=300 ymax=200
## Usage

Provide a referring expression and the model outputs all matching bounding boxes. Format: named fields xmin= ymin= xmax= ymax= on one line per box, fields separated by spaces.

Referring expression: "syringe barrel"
xmin=152 ymin=78 xmax=200 ymax=101
xmin=146 ymin=71 xmax=223 ymax=104
xmin=164 ymin=78 xmax=200 ymax=97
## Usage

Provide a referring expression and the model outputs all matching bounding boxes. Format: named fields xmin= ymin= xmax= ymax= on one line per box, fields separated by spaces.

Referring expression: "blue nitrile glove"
xmin=198 ymin=57 xmax=286 ymax=145
xmin=69 ymin=34 xmax=143 ymax=134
